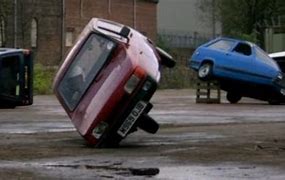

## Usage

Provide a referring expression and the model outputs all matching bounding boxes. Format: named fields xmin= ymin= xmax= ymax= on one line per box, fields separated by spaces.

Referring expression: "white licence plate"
xmin=117 ymin=101 xmax=147 ymax=137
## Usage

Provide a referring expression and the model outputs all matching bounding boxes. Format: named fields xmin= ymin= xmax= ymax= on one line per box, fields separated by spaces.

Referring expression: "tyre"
xmin=138 ymin=114 xmax=159 ymax=134
xmin=198 ymin=63 xmax=213 ymax=81
xmin=156 ymin=46 xmax=176 ymax=68
xmin=226 ymin=92 xmax=242 ymax=104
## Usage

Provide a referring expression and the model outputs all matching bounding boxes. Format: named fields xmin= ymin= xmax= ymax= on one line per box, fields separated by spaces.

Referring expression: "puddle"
xmin=0 ymin=122 xmax=75 ymax=134
xmin=1 ymin=160 xmax=284 ymax=179
xmin=155 ymin=164 xmax=285 ymax=180
xmin=45 ymin=164 xmax=159 ymax=177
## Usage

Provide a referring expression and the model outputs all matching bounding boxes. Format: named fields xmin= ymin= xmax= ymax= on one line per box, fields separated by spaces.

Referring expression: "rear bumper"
xmin=86 ymin=76 xmax=158 ymax=146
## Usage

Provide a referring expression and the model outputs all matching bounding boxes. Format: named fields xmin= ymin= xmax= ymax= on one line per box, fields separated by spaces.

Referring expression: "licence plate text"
xmin=117 ymin=101 xmax=147 ymax=137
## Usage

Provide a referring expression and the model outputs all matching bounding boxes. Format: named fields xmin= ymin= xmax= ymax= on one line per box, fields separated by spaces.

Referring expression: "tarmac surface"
xmin=0 ymin=89 xmax=285 ymax=179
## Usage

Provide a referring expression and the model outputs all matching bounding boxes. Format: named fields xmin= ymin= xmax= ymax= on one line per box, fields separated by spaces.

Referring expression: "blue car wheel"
xmin=198 ymin=63 xmax=213 ymax=80
xmin=226 ymin=92 xmax=242 ymax=104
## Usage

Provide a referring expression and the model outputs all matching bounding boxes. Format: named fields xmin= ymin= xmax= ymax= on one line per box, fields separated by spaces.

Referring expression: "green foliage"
xmin=33 ymin=64 xmax=55 ymax=95
xmin=218 ymin=0 xmax=280 ymax=34
xmin=197 ymin=0 xmax=285 ymax=46
xmin=156 ymin=35 xmax=171 ymax=53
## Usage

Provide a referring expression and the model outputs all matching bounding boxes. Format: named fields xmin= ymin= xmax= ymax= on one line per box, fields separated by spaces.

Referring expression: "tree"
xmin=0 ymin=0 xmax=11 ymax=47
xmin=197 ymin=0 xmax=285 ymax=46
xmin=0 ymin=0 xmax=8 ymax=16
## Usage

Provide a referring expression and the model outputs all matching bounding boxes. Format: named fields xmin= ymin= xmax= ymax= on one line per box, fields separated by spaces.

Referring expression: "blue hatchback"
xmin=189 ymin=37 xmax=285 ymax=104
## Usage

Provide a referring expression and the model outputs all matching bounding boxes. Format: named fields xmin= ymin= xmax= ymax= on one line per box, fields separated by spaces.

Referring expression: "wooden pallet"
xmin=196 ymin=80 xmax=221 ymax=104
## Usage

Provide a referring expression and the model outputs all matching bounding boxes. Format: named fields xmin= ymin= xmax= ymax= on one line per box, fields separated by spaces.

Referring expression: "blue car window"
xmin=207 ymin=39 xmax=235 ymax=51
xmin=233 ymin=43 xmax=252 ymax=56
xmin=255 ymin=46 xmax=277 ymax=67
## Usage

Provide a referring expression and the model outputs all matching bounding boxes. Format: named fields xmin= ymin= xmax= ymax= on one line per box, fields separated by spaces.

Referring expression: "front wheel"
xmin=226 ymin=92 xmax=242 ymax=104
xmin=198 ymin=63 xmax=213 ymax=81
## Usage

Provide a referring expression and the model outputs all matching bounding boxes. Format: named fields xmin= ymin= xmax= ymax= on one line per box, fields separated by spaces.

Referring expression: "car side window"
xmin=233 ymin=43 xmax=252 ymax=56
xmin=208 ymin=39 xmax=235 ymax=51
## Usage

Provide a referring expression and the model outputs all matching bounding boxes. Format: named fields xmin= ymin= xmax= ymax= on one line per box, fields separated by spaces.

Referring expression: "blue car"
xmin=189 ymin=37 xmax=285 ymax=104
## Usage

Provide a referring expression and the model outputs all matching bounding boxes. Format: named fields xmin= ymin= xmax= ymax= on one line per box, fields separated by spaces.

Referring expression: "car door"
xmin=219 ymin=42 xmax=256 ymax=82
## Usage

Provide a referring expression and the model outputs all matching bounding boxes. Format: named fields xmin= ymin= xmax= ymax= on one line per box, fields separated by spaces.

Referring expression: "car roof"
xmin=269 ymin=51 xmax=285 ymax=58
xmin=204 ymin=37 xmax=255 ymax=47
xmin=0 ymin=48 xmax=24 ymax=56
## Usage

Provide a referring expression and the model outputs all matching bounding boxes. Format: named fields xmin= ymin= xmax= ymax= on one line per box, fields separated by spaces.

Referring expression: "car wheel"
xmin=226 ymin=92 xmax=242 ymax=104
xmin=198 ymin=63 xmax=213 ymax=81
xmin=138 ymin=114 xmax=159 ymax=134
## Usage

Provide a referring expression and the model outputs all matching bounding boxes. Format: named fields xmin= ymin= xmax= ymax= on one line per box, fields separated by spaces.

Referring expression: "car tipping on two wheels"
xmin=189 ymin=37 xmax=285 ymax=104
xmin=53 ymin=18 xmax=175 ymax=147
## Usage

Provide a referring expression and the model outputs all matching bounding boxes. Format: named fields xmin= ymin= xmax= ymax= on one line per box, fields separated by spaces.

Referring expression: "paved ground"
xmin=0 ymin=89 xmax=285 ymax=179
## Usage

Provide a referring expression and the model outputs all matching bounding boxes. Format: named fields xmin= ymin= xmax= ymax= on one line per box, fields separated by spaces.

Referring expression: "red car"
xmin=53 ymin=18 xmax=175 ymax=147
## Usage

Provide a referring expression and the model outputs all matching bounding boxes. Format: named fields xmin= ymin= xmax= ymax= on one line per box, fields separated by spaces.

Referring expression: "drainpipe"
xmin=61 ymin=0 xmax=65 ymax=60
xmin=14 ymin=0 xmax=17 ymax=47
xmin=211 ymin=0 xmax=216 ymax=38
xmin=108 ymin=0 xmax=111 ymax=16
xmin=133 ymin=0 xmax=136 ymax=28
xmin=80 ymin=0 xmax=83 ymax=18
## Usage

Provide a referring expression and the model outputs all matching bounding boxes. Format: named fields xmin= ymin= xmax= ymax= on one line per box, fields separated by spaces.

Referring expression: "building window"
xmin=31 ymin=18 xmax=38 ymax=48
xmin=0 ymin=16 xmax=5 ymax=47
xmin=65 ymin=31 xmax=74 ymax=47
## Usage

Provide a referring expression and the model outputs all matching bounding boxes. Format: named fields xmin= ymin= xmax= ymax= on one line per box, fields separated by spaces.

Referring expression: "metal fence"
xmin=159 ymin=54 xmax=198 ymax=89
xmin=158 ymin=30 xmax=213 ymax=49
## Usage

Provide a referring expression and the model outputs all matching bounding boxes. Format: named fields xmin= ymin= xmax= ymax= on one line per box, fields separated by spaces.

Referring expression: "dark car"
xmin=189 ymin=37 xmax=285 ymax=104
xmin=53 ymin=18 xmax=175 ymax=147
xmin=0 ymin=48 xmax=33 ymax=108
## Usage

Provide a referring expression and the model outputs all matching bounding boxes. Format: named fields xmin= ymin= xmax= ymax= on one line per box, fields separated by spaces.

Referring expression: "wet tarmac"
xmin=0 ymin=89 xmax=285 ymax=179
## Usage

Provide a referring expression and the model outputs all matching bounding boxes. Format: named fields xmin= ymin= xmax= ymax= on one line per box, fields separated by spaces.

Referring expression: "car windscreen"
xmin=207 ymin=39 xmax=235 ymax=51
xmin=58 ymin=33 xmax=116 ymax=111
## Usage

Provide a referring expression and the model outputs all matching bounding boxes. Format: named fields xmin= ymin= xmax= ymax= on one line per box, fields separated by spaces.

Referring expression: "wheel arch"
xmin=200 ymin=59 xmax=214 ymax=67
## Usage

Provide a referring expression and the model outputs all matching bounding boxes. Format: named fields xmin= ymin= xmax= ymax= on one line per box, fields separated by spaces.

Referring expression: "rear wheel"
xmin=227 ymin=92 xmax=242 ymax=104
xmin=198 ymin=63 xmax=213 ymax=81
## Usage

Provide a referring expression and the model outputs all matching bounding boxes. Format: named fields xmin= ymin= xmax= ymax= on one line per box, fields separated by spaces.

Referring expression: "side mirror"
xmin=120 ymin=26 xmax=130 ymax=39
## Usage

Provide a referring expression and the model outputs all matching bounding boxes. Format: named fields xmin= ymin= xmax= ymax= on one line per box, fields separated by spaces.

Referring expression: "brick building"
xmin=0 ymin=0 xmax=158 ymax=65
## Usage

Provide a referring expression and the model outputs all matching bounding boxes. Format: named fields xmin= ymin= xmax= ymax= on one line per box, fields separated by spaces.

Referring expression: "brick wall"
xmin=0 ymin=0 xmax=158 ymax=65
xmin=65 ymin=0 xmax=158 ymax=49
xmin=0 ymin=0 xmax=63 ymax=65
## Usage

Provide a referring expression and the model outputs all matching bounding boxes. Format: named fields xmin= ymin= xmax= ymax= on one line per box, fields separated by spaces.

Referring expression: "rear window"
xmin=208 ymin=39 xmax=235 ymax=51
xmin=0 ymin=55 xmax=20 ymax=97
xmin=58 ymin=34 xmax=116 ymax=111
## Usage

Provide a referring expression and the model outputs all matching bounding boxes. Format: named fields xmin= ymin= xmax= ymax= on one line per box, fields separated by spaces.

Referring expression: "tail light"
xmin=124 ymin=74 xmax=140 ymax=94
xmin=124 ymin=67 xmax=145 ymax=94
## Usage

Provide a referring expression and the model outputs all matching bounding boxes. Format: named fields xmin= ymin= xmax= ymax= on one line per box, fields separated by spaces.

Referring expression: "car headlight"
xmin=124 ymin=74 xmax=141 ymax=94
xmin=142 ymin=80 xmax=152 ymax=91
xmin=93 ymin=121 xmax=108 ymax=139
